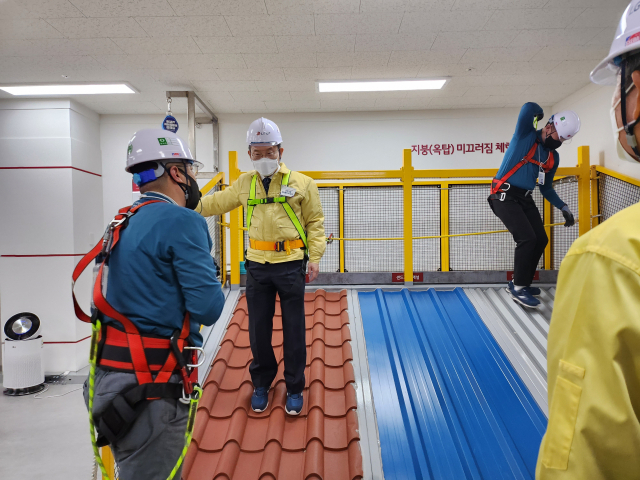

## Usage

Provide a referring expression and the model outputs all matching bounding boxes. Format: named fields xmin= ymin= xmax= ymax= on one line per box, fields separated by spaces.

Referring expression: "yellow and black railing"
xmin=219 ymin=147 xmax=595 ymax=286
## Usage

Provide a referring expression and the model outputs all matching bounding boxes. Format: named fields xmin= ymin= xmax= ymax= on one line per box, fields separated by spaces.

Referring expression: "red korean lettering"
xmin=475 ymin=143 xmax=484 ymax=153
xmin=457 ymin=144 xmax=464 ymax=152
xmin=432 ymin=144 xmax=442 ymax=155
xmin=484 ymin=142 xmax=493 ymax=154
xmin=421 ymin=144 xmax=432 ymax=155
xmin=442 ymin=144 xmax=454 ymax=155
xmin=464 ymin=144 xmax=475 ymax=153
xmin=412 ymin=145 xmax=419 ymax=154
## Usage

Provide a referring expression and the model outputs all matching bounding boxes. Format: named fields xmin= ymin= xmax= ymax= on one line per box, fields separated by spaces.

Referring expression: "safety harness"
xmin=72 ymin=200 xmax=203 ymax=480
xmin=490 ymin=141 xmax=554 ymax=201
xmin=246 ymin=171 xmax=308 ymax=255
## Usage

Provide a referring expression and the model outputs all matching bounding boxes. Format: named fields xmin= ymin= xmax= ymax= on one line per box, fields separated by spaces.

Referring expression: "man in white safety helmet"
xmin=198 ymin=118 xmax=326 ymax=416
xmin=535 ymin=2 xmax=640 ymax=479
xmin=489 ymin=103 xmax=580 ymax=309
xmin=81 ymin=128 xmax=224 ymax=480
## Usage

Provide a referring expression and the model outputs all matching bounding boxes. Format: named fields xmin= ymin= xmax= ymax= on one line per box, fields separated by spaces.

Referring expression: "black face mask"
xmin=172 ymin=164 xmax=201 ymax=210
xmin=543 ymin=135 xmax=562 ymax=151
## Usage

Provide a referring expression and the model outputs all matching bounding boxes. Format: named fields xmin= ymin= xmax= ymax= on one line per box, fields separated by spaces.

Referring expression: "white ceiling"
xmin=0 ymin=0 xmax=628 ymax=115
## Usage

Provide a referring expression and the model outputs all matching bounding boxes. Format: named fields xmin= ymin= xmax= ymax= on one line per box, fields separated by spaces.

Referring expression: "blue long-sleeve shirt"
xmin=103 ymin=192 xmax=225 ymax=346
xmin=496 ymin=102 xmax=566 ymax=210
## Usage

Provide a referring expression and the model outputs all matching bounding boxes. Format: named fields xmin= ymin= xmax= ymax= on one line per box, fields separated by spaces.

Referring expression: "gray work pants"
xmin=83 ymin=368 xmax=188 ymax=480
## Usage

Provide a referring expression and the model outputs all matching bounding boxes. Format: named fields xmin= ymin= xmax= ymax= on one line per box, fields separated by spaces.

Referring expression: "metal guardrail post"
xmin=229 ymin=151 xmax=241 ymax=288
xmin=402 ymin=149 xmax=414 ymax=285
xmin=220 ymin=173 xmax=228 ymax=287
xmin=440 ymin=182 xmax=450 ymax=272
xmin=544 ymin=199 xmax=552 ymax=270
xmin=590 ymin=165 xmax=599 ymax=229
xmin=339 ymin=186 xmax=345 ymax=273
xmin=577 ymin=146 xmax=591 ymax=237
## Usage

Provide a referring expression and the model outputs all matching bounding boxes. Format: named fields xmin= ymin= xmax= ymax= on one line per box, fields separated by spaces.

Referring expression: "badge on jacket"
xmin=281 ymin=186 xmax=296 ymax=197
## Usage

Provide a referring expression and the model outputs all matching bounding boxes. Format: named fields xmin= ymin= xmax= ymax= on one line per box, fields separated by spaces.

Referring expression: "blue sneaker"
xmin=251 ymin=387 xmax=270 ymax=413
xmin=507 ymin=282 xmax=540 ymax=308
xmin=285 ymin=392 xmax=303 ymax=416
xmin=523 ymin=285 xmax=541 ymax=296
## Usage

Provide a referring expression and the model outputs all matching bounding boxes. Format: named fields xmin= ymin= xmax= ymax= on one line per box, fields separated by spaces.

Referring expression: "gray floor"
xmin=0 ymin=384 xmax=94 ymax=479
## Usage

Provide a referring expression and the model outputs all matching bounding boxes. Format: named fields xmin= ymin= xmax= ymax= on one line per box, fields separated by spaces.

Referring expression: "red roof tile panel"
xmin=184 ymin=290 xmax=363 ymax=480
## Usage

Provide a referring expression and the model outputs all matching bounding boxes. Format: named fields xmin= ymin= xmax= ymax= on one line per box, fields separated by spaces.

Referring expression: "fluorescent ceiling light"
xmin=0 ymin=83 xmax=136 ymax=95
xmin=318 ymin=79 xmax=447 ymax=93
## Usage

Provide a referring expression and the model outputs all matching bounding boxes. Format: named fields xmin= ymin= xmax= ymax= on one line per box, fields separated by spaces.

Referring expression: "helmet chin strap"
xmin=164 ymin=161 xmax=192 ymax=202
xmin=620 ymin=61 xmax=640 ymax=157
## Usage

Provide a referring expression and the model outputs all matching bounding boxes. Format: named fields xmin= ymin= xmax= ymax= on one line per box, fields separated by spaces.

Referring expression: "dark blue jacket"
xmin=496 ymin=102 xmax=565 ymax=210
xmin=104 ymin=192 xmax=225 ymax=346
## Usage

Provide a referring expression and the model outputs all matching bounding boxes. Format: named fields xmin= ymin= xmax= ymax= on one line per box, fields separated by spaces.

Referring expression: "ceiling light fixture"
xmin=318 ymin=79 xmax=447 ymax=93
xmin=0 ymin=83 xmax=136 ymax=96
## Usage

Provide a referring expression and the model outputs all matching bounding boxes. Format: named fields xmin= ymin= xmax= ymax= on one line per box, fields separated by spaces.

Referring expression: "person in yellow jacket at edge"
xmin=197 ymin=117 xmax=325 ymax=416
xmin=536 ymin=2 xmax=640 ymax=479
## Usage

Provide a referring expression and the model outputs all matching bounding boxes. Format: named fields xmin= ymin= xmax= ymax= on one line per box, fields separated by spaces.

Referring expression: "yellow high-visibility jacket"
xmin=198 ymin=163 xmax=326 ymax=265
xmin=536 ymin=203 xmax=640 ymax=480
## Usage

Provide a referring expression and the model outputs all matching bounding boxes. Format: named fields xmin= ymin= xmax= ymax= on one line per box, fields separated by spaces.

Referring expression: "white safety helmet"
xmin=591 ymin=1 xmax=640 ymax=85
xmin=247 ymin=117 xmax=282 ymax=147
xmin=592 ymin=1 xmax=640 ymax=163
xmin=126 ymin=128 xmax=201 ymax=173
xmin=550 ymin=110 xmax=581 ymax=142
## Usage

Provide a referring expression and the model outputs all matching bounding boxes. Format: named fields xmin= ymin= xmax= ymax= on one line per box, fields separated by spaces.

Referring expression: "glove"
xmin=535 ymin=113 xmax=544 ymax=122
xmin=212 ymin=257 xmax=221 ymax=278
xmin=561 ymin=205 xmax=575 ymax=227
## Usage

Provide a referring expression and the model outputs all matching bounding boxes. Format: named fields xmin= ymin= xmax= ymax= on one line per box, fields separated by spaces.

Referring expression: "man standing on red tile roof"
xmin=198 ymin=117 xmax=326 ymax=416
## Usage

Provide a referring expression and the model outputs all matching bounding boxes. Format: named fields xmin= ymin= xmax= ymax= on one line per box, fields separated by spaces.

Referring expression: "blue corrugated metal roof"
xmin=359 ymin=288 xmax=547 ymax=480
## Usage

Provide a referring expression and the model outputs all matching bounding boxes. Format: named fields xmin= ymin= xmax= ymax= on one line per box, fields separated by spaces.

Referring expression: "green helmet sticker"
xmin=560 ymin=116 xmax=565 ymax=121
xmin=158 ymin=138 xmax=168 ymax=146
xmin=127 ymin=144 xmax=132 ymax=155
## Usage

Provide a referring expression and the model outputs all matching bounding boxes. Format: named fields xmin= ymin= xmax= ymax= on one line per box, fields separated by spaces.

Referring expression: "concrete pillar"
xmin=0 ymin=99 xmax=103 ymax=373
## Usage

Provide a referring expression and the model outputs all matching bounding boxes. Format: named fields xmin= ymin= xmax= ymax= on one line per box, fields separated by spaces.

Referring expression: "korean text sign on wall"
xmin=411 ymin=142 xmax=511 ymax=155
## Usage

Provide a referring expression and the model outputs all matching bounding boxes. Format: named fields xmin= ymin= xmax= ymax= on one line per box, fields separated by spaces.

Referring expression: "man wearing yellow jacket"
xmin=198 ymin=117 xmax=325 ymax=416
xmin=536 ymin=2 xmax=640 ymax=478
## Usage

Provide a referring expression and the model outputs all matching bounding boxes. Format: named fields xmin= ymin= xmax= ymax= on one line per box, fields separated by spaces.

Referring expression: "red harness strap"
xmin=491 ymin=141 xmax=554 ymax=195
xmin=72 ymin=200 xmax=194 ymax=391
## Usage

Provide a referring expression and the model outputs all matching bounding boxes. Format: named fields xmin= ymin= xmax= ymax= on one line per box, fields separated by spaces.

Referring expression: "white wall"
xmin=552 ymin=82 xmax=640 ymax=180
xmin=218 ymin=109 xmax=524 ymax=175
xmin=101 ymin=107 xmax=526 ymax=211
xmin=0 ymin=99 xmax=102 ymax=373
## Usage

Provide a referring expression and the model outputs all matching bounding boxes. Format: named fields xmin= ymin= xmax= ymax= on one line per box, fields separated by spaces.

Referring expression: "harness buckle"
xmin=275 ymin=241 xmax=285 ymax=252
xmin=180 ymin=382 xmax=201 ymax=404
xmin=183 ymin=346 xmax=206 ymax=368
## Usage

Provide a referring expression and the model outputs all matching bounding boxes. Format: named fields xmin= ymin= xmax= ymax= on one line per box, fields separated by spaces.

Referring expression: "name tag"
xmin=281 ymin=186 xmax=296 ymax=197
xmin=538 ymin=169 xmax=545 ymax=185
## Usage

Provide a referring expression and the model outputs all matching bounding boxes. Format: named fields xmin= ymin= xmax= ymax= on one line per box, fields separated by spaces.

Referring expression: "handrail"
xmin=595 ymin=165 xmax=640 ymax=188
xmin=325 ymin=222 xmax=571 ymax=242
xmin=225 ymin=147 xmax=593 ymax=286
xmin=200 ymin=172 xmax=225 ymax=195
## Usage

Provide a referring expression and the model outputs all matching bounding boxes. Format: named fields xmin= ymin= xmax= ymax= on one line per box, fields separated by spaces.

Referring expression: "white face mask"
xmin=611 ymin=82 xmax=640 ymax=163
xmin=252 ymin=157 xmax=280 ymax=177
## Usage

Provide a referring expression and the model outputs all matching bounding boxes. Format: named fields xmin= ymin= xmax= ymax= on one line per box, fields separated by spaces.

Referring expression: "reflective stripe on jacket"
xmin=536 ymin=203 xmax=640 ymax=480
xmin=197 ymin=163 xmax=326 ymax=264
